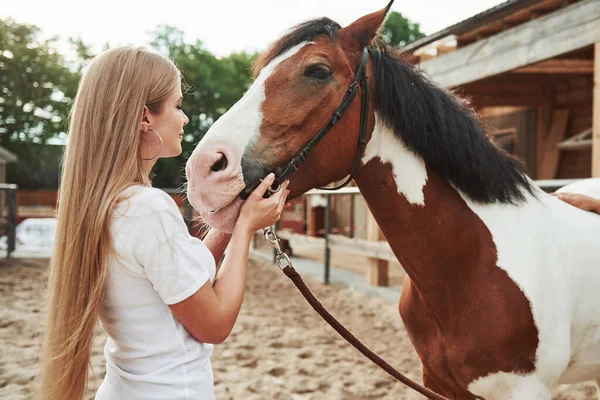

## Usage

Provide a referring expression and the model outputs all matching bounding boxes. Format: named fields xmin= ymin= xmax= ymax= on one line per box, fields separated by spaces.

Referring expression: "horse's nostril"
xmin=210 ymin=153 xmax=228 ymax=172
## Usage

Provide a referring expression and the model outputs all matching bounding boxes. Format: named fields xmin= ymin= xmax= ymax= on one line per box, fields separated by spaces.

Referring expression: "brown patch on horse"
xmin=354 ymin=160 xmax=539 ymax=398
xmin=251 ymin=39 xmax=377 ymax=196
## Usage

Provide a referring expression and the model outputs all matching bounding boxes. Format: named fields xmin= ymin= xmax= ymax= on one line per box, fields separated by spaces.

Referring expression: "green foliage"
xmin=0 ymin=18 xmax=79 ymax=187
xmin=381 ymin=11 xmax=425 ymax=47
xmin=1 ymin=20 xmax=257 ymax=189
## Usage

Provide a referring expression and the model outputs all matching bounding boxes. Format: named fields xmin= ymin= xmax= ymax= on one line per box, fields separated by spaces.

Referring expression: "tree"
xmin=1 ymin=21 xmax=256 ymax=189
xmin=67 ymin=37 xmax=97 ymax=73
xmin=381 ymin=11 xmax=425 ymax=48
xmin=0 ymin=18 xmax=79 ymax=187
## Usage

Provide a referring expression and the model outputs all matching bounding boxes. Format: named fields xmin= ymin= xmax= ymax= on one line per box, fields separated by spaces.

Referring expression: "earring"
xmin=142 ymin=129 xmax=163 ymax=161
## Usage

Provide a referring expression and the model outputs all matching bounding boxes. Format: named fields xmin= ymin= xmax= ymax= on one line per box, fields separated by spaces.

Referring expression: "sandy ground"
xmin=0 ymin=257 xmax=598 ymax=399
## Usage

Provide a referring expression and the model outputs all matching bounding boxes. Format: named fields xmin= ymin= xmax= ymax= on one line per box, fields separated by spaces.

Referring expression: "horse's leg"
xmin=422 ymin=369 xmax=455 ymax=399
xmin=595 ymin=379 xmax=600 ymax=399
xmin=401 ymin=280 xmax=468 ymax=399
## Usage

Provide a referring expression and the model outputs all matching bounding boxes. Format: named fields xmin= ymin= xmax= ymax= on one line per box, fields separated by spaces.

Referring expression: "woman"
xmin=39 ymin=46 xmax=289 ymax=400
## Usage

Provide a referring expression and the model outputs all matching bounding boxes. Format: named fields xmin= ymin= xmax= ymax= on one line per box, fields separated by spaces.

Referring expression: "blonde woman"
xmin=40 ymin=46 xmax=289 ymax=400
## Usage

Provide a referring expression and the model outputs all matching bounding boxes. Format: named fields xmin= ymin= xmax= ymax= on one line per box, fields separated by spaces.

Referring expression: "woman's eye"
xmin=304 ymin=65 xmax=331 ymax=80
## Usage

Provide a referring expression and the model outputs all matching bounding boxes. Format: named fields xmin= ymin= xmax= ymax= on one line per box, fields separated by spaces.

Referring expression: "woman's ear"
xmin=140 ymin=105 xmax=151 ymax=133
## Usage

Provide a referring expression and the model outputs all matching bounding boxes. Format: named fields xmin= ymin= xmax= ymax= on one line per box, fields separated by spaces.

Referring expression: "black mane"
xmin=369 ymin=45 xmax=534 ymax=204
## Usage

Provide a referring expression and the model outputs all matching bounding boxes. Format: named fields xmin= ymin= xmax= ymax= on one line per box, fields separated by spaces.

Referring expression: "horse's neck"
xmin=354 ymin=121 xmax=507 ymax=299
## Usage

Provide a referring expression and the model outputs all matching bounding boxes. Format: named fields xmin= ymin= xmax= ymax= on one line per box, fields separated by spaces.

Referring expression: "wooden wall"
xmin=554 ymin=75 xmax=594 ymax=178
xmin=485 ymin=109 xmax=538 ymax=176
xmin=465 ymin=70 xmax=593 ymax=179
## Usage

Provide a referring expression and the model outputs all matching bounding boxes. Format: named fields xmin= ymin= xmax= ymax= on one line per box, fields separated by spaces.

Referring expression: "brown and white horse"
xmin=186 ymin=4 xmax=600 ymax=399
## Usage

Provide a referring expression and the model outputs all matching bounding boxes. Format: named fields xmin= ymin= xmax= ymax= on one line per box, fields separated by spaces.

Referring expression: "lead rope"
xmin=262 ymin=226 xmax=450 ymax=400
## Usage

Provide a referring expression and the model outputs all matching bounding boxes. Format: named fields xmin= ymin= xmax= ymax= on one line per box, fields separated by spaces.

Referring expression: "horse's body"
xmin=185 ymin=3 xmax=600 ymax=398
xmin=357 ymin=117 xmax=600 ymax=398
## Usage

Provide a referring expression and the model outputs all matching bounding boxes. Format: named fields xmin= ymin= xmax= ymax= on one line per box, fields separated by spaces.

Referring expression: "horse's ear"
xmin=339 ymin=1 xmax=394 ymax=48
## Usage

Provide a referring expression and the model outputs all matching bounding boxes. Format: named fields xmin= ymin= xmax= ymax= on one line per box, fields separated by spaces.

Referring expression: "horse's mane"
xmin=368 ymin=42 xmax=533 ymax=204
xmin=254 ymin=18 xmax=534 ymax=204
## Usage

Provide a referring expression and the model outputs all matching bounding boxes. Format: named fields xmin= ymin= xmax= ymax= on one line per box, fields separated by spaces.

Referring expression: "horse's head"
xmin=186 ymin=3 xmax=393 ymax=232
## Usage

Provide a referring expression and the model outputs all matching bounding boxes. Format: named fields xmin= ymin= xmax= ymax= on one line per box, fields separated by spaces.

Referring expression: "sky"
xmin=1 ymin=0 xmax=507 ymax=57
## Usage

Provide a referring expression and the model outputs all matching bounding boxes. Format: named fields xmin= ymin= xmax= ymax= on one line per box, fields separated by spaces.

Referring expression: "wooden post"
xmin=536 ymin=105 xmax=549 ymax=177
xmin=593 ymin=43 xmax=600 ymax=177
xmin=349 ymin=194 xmax=355 ymax=239
xmin=536 ymin=86 xmax=553 ymax=178
xmin=7 ymin=187 xmax=17 ymax=258
xmin=365 ymin=210 xmax=388 ymax=286
xmin=306 ymin=195 xmax=315 ymax=236
xmin=538 ymin=109 xmax=570 ymax=179
xmin=324 ymin=194 xmax=331 ymax=284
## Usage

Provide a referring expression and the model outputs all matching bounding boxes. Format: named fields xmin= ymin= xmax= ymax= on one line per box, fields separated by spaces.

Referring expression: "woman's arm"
xmin=169 ymin=225 xmax=253 ymax=344
xmin=554 ymin=192 xmax=600 ymax=214
xmin=169 ymin=174 xmax=289 ymax=344
xmin=202 ymin=229 xmax=232 ymax=266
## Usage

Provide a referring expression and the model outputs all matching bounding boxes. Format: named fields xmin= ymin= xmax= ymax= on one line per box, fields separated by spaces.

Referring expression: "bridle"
xmin=239 ymin=46 xmax=370 ymax=200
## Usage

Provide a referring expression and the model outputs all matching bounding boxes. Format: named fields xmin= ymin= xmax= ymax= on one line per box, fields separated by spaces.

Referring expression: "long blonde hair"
xmin=40 ymin=46 xmax=180 ymax=400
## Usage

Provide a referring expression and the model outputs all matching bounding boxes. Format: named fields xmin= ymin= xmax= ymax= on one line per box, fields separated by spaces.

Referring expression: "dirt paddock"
xmin=0 ymin=257 xmax=597 ymax=399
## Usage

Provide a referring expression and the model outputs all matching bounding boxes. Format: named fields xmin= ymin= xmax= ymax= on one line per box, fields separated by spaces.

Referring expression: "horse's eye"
xmin=304 ymin=64 xmax=331 ymax=80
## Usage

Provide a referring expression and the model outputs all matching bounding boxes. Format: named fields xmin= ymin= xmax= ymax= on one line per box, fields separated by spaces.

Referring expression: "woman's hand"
xmin=170 ymin=174 xmax=289 ymax=345
xmin=551 ymin=192 xmax=600 ymax=214
xmin=236 ymin=173 xmax=290 ymax=234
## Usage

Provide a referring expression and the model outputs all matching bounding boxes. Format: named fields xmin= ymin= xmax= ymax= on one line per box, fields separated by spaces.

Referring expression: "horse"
xmin=185 ymin=3 xmax=600 ymax=399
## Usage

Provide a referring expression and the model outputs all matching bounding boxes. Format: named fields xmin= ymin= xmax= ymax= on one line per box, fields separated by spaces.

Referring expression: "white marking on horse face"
xmin=198 ymin=42 xmax=309 ymax=154
xmin=361 ymin=114 xmax=428 ymax=205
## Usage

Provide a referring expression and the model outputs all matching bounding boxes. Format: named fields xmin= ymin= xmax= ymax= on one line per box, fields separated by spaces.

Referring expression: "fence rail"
xmin=274 ymin=178 xmax=579 ymax=285
xmin=0 ymin=184 xmax=18 ymax=258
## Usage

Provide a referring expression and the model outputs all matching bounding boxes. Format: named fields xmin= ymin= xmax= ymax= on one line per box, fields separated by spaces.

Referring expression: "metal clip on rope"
xmin=263 ymin=226 xmax=292 ymax=270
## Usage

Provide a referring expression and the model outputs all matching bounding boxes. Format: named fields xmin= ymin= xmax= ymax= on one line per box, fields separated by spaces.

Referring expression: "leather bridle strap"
xmin=280 ymin=264 xmax=451 ymax=400
xmin=239 ymin=47 xmax=370 ymax=200
xmin=319 ymin=50 xmax=369 ymax=192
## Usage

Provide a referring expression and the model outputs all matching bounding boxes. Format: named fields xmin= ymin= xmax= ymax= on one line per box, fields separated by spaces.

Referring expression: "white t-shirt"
xmin=95 ymin=185 xmax=217 ymax=400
